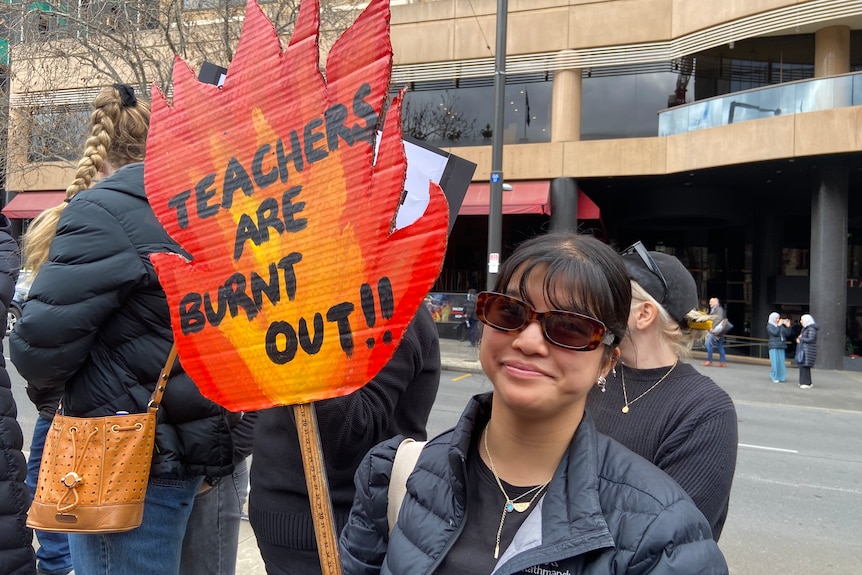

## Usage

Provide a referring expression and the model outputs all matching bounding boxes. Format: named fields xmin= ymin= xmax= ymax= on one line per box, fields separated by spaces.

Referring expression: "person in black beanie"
xmin=249 ymin=305 xmax=441 ymax=575
xmin=0 ymin=213 xmax=36 ymax=575
xmin=587 ymin=241 xmax=738 ymax=541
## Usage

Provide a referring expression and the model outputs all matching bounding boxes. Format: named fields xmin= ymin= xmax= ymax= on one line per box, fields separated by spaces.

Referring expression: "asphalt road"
xmin=421 ymin=369 xmax=862 ymax=574
xmin=8 ymin=347 xmax=862 ymax=574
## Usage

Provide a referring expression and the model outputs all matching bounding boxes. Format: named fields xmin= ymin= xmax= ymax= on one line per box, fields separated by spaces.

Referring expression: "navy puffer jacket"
xmin=340 ymin=393 xmax=728 ymax=575
xmin=0 ymin=214 xmax=36 ymax=575
xmin=798 ymin=323 xmax=818 ymax=367
xmin=10 ymin=163 xmax=233 ymax=479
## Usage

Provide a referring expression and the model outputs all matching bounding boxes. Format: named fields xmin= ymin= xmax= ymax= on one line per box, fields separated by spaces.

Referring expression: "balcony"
xmin=659 ymin=72 xmax=862 ymax=137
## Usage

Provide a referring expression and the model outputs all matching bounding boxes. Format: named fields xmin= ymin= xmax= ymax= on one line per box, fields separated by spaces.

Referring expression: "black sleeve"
xmin=232 ymin=411 xmax=259 ymax=462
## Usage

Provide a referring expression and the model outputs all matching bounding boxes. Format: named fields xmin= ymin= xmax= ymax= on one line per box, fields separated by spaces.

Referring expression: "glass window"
xmin=27 ymin=104 xmax=90 ymax=162
xmin=399 ymin=75 xmax=551 ymax=148
xmin=182 ymin=0 xmax=244 ymax=11
xmin=581 ymin=70 xmax=679 ymax=139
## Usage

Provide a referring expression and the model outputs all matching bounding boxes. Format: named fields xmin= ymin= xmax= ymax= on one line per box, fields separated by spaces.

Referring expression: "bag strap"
xmin=387 ymin=438 xmax=426 ymax=536
xmin=148 ymin=343 xmax=178 ymax=413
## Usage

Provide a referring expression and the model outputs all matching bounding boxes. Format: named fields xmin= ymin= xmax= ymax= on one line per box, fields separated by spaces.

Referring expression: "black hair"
xmin=494 ymin=232 xmax=631 ymax=359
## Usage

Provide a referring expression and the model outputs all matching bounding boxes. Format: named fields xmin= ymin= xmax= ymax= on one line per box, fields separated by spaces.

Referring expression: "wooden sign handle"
xmin=294 ymin=402 xmax=343 ymax=575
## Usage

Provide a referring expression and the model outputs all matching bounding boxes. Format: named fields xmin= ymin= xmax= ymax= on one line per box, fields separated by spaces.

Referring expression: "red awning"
xmin=458 ymin=180 xmax=600 ymax=219
xmin=576 ymin=190 xmax=600 ymax=220
xmin=2 ymin=191 xmax=67 ymax=219
xmin=460 ymin=180 xmax=550 ymax=216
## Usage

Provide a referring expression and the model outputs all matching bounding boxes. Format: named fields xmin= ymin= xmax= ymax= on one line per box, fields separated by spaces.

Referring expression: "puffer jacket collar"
xmin=83 ymin=162 xmax=147 ymax=201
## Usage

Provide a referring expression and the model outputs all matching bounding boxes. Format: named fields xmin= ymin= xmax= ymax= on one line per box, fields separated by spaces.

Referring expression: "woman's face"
xmin=480 ymin=270 xmax=614 ymax=419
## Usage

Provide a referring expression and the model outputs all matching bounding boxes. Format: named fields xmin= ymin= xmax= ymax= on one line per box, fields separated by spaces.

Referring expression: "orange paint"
xmin=144 ymin=0 xmax=448 ymax=411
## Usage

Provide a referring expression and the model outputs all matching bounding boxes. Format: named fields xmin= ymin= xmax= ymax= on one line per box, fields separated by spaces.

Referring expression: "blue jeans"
xmin=769 ymin=348 xmax=787 ymax=382
xmin=706 ymin=334 xmax=726 ymax=363
xmin=68 ymin=475 xmax=203 ymax=575
xmin=180 ymin=459 xmax=249 ymax=575
xmin=27 ymin=414 xmax=74 ymax=575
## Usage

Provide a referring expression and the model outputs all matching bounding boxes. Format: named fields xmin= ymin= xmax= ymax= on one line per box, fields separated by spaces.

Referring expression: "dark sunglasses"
xmin=476 ymin=291 xmax=615 ymax=351
xmin=621 ymin=241 xmax=669 ymax=306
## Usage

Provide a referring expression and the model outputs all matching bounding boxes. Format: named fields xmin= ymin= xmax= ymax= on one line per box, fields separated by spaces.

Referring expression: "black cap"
xmin=622 ymin=250 xmax=699 ymax=329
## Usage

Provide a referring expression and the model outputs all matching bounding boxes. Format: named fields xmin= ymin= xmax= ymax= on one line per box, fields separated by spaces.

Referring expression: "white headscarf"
xmin=768 ymin=312 xmax=780 ymax=325
xmin=801 ymin=314 xmax=815 ymax=327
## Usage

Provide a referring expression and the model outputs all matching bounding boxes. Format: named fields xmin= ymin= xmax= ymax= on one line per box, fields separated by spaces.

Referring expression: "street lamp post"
xmin=486 ymin=0 xmax=508 ymax=291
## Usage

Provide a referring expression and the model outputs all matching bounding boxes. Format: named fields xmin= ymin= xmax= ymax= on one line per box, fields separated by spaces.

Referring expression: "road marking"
xmin=739 ymin=443 xmax=798 ymax=454
xmin=736 ymin=474 xmax=862 ymax=495
xmin=452 ymin=373 xmax=472 ymax=381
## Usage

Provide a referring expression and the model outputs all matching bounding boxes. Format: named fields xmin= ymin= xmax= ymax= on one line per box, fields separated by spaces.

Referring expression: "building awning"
xmin=2 ymin=191 xmax=67 ymax=219
xmin=458 ymin=180 xmax=600 ymax=219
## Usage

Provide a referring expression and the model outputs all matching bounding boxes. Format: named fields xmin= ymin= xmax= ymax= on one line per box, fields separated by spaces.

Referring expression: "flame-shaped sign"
xmin=144 ymin=0 xmax=448 ymax=411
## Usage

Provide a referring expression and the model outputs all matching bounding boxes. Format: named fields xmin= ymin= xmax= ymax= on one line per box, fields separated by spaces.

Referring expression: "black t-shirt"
xmin=434 ymin=436 xmax=546 ymax=574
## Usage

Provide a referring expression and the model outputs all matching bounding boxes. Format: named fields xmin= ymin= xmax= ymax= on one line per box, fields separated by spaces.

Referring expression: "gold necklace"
xmin=483 ymin=428 xmax=550 ymax=559
xmin=620 ymin=359 xmax=678 ymax=414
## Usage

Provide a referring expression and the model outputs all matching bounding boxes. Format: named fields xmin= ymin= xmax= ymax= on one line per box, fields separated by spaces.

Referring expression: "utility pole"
xmin=486 ymin=0 xmax=507 ymax=290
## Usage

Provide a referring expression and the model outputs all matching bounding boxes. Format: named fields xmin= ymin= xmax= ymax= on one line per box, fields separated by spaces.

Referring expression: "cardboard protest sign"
xmin=144 ymin=0 xmax=448 ymax=412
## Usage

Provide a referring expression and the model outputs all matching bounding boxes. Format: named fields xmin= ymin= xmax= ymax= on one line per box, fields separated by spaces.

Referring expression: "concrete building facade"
xmin=4 ymin=0 xmax=862 ymax=367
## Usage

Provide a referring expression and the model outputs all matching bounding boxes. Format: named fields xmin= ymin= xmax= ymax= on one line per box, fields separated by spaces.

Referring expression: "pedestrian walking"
xmin=340 ymin=232 xmax=726 ymax=574
xmin=703 ymin=296 xmax=728 ymax=367
xmin=462 ymin=288 xmax=478 ymax=346
xmin=767 ymin=312 xmax=792 ymax=382
xmin=796 ymin=314 xmax=818 ymax=389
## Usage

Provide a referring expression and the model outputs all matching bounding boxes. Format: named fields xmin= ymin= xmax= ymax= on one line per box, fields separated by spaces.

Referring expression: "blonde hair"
xmin=23 ymin=85 xmax=151 ymax=279
xmin=631 ymin=280 xmax=706 ymax=359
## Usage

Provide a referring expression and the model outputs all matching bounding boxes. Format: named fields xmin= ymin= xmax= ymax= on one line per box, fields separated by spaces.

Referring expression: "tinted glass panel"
xmin=399 ymin=77 xmax=551 ymax=148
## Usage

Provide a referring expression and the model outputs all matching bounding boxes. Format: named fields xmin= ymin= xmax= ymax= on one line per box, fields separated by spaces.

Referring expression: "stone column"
xmin=551 ymin=68 xmax=581 ymax=143
xmin=751 ymin=213 xmax=782 ymax=354
xmin=814 ymin=26 xmax=850 ymax=77
xmin=810 ymin=166 xmax=848 ymax=370
xmin=549 ymin=177 xmax=578 ymax=232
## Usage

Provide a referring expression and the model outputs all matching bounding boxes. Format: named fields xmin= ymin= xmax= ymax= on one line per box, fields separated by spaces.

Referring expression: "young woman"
xmin=767 ymin=312 xmax=792 ymax=383
xmin=10 ymin=85 xmax=233 ymax=575
xmin=339 ymin=233 xmax=727 ymax=574
xmin=587 ymin=243 xmax=738 ymax=541
xmin=796 ymin=314 xmax=818 ymax=389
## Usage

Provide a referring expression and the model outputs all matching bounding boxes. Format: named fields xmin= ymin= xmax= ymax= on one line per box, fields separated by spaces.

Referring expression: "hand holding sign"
xmin=144 ymin=0 xmax=448 ymax=412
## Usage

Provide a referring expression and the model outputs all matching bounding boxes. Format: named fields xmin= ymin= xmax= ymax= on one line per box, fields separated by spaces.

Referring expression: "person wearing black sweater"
xmin=249 ymin=306 xmax=441 ymax=574
xmin=587 ymin=242 xmax=738 ymax=541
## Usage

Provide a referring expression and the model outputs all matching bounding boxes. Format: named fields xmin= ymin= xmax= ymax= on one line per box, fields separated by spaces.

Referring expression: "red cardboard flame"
xmin=144 ymin=0 xmax=448 ymax=411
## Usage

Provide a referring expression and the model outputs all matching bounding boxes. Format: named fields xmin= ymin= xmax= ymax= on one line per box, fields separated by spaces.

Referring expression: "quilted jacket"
xmin=340 ymin=393 xmax=728 ymax=575
xmin=0 ymin=214 xmax=36 ymax=575
xmin=10 ymin=163 xmax=233 ymax=479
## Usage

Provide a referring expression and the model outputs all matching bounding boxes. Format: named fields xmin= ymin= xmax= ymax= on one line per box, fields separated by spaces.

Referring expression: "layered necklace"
xmin=620 ymin=359 xmax=678 ymax=414
xmin=483 ymin=428 xmax=550 ymax=559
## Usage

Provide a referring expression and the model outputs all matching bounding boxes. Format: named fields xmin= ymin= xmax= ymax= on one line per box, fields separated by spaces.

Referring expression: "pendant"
xmin=512 ymin=502 xmax=530 ymax=513
xmin=505 ymin=501 xmax=514 ymax=512
xmin=621 ymin=405 xmax=630 ymax=414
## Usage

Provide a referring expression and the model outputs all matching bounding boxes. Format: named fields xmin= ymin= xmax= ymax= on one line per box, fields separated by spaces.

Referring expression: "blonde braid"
xmin=23 ymin=85 xmax=150 ymax=279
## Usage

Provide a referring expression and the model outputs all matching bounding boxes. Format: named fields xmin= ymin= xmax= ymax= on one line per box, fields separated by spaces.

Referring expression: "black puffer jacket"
xmin=340 ymin=393 xmax=728 ymax=575
xmin=10 ymin=163 xmax=233 ymax=479
xmin=0 ymin=214 xmax=35 ymax=575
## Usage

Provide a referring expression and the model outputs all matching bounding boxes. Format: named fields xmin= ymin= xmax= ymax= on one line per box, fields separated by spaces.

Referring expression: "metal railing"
xmin=694 ymin=334 xmax=778 ymax=359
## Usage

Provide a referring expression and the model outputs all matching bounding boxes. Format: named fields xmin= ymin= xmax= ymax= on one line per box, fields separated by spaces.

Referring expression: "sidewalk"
xmin=236 ymin=337 xmax=862 ymax=572
xmin=437 ymin=336 xmax=862 ymax=411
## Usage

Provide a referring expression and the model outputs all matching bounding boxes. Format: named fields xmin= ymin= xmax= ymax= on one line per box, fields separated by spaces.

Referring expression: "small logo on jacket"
xmin=521 ymin=564 xmax=570 ymax=575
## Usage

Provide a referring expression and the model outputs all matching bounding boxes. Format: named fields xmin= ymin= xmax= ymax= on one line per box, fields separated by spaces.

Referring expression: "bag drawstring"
xmin=56 ymin=425 xmax=99 ymax=513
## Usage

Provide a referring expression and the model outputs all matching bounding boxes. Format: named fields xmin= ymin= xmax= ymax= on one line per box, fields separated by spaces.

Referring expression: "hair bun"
xmin=113 ymin=83 xmax=137 ymax=107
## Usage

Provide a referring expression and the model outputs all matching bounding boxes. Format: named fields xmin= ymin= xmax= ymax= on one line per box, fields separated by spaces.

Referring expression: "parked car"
xmin=6 ymin=270 xmax=31 ymax=336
